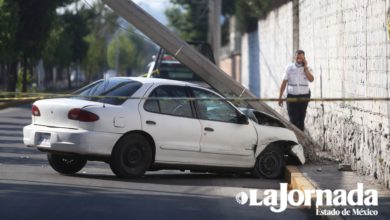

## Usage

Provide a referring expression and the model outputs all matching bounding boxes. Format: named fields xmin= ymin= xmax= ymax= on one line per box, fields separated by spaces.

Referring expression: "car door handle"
xmin=204 ymin=127 xmax=214 ymax=132
xmin=146 ymin=120 xmax=156 ymax=125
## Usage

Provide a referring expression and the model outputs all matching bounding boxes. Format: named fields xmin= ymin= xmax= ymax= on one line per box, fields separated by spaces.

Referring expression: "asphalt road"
xmin=0 ymin=105 xmax=315 ymax=220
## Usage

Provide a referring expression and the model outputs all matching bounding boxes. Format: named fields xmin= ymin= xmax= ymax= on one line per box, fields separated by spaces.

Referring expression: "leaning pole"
xmin=102 ymin=0 xmax=318 ymax=161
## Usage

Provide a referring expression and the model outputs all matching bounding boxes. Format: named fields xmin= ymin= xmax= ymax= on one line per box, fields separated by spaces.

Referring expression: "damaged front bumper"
xmin=289 ymin=144 xmax=306 ymax=164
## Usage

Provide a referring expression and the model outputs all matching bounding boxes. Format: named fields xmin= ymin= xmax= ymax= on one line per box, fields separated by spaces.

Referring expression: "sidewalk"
xmin=298 ymin=163 xmax=390 ymax=219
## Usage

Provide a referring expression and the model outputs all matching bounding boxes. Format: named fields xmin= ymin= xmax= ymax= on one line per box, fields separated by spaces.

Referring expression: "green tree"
xmin=42 ymin=7 xmax=92 ymax=89
xmin=15 ymin=0 xmax=76 ymax=92
xmin=0 ymin=0 xmax=17 ymax=63
xmin=43 ymin=24 xmax=72 ymax=67
xmin=42 ymin=18 xmax=73 ymax=83
xmin=165 ymin=0 xmax=209 ymax=41
xmin=223 ymin=0 xmax=290 ymax=32
xmin=62 ymin=9 xmax=91 ymax=88
xmin=107 ymin=27 xmax=156 ymax=76
xmin=107 ymin=31 xmax=137 ymax=75
xmin=166 ymin=0 xmax=290 ymax=39
xmin=82 ymin=2 xmax=118 ymax=81
xmin=0 ymin=0 xmax=75 ymax=92
xmin=83 ymin=34 xmax=107 ymax=80
xmin=0 ymin=0 xmax=18 ymax=92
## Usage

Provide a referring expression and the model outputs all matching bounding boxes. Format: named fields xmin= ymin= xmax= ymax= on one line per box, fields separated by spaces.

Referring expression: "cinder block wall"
xmin=240 ymin=0 xmax=390 ymax=187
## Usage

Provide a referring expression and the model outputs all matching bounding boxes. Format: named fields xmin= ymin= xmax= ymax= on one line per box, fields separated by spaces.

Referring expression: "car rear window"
xmin=72 ymin=79 xmax=142 ymax=105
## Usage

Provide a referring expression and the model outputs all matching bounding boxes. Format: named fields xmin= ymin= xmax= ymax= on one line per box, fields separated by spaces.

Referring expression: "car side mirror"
xmin=237 ymin=114 xmax=249 ymax=124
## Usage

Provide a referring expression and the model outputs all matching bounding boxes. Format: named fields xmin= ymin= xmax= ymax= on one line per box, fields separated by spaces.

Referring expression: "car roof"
xmin=109 ymin=77 xmax=198 ymax=87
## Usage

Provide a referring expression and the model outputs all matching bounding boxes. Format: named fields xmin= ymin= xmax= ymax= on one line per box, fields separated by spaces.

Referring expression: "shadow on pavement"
xmin=72 ymin=171 xmax=284 ymax=189
xmin=0 ymin=146 xmax=43 ymax=155
xmin=0 ymin=133 xmax=23 ymax=138
xmin=0 ymin=155 xmax=47 ymax=166
xmin=0 ymin=126 xmax=23 ymax=131
xmin=0 ymin=182 xmax=311 ymax=220
xmin=0 ymin=122 xmax=29 ymax=126
xmin=0 ymin=139 xmax=23 ymax=144
xmin=0 ymin=116 xmax=31 ymax=120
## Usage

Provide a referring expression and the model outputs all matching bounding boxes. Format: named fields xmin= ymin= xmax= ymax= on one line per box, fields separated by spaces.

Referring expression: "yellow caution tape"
xmin=0 ymin=91 xmax=390 ymax=102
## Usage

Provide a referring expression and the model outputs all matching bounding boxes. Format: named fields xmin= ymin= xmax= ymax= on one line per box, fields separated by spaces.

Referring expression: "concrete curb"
xmin=285 ymin=165 xmax=344 ymax=220
xmin=0 ymin=100 xmax=35 ymax=110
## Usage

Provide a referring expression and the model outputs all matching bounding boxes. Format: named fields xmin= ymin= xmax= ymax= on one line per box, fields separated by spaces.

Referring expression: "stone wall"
xmin=239 ymin=0 xmax=390 ymax=187
xmin=299 ymin=0 xmax=390 ymax=188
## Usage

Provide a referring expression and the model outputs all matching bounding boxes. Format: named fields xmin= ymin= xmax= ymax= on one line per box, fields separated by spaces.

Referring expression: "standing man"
xmin=278 ymin=50 xmax=314 ymax=131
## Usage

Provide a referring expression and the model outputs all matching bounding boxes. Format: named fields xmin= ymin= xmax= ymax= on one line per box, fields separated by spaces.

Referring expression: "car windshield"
xmin=156 ymin=63 xmax=203 ymax=81
xmin=72 ymin=78 xmax=142 ymax=105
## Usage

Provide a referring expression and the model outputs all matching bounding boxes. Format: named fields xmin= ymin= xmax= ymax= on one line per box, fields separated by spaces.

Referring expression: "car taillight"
xmin=68 ymin=108 xmax=99 ymax=122
xmin=32 ymin=105 xmax=41 ymax=116
xmin=163 ymin=55 xmax=175 ymax=60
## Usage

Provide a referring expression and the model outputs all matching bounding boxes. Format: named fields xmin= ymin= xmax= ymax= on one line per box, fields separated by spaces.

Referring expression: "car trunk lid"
xmin=33 ymin=98 xmax=100 ymax=129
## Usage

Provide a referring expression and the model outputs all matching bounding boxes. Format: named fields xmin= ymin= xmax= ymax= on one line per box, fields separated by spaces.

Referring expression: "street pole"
xmin=208 ymin=0 xmax=221 ymax=66
xmin=102 ymin=0 xmax=318 ymax=161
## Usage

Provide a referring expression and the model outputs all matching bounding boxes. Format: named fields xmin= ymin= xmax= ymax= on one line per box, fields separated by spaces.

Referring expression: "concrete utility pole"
xmin=208 ymin=0 xmax=221 ymax=66
xmin=102 ymin=0 xmax=318 ymax=161
xmin=292 ymin=0 xmax=300 ymax=53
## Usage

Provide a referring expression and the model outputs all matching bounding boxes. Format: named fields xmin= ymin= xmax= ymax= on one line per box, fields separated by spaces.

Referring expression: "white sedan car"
xmin=23 ymin=77 xmax=305 ymax=179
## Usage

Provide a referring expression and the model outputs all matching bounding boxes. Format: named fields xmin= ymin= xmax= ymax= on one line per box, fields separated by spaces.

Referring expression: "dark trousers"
xmin=287 ymin=93 xmax=310 ymax=131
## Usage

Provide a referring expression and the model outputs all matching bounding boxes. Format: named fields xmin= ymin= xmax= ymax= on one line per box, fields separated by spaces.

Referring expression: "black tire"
xmin=252 ymin=145 xmax=285 ymax=179
xmin=110 ymin=133 xmax=153 ymax=178
xmin=47 ymin=153 xmax=87 ymax=175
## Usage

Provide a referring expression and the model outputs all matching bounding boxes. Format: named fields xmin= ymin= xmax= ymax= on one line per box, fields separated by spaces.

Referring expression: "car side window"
xmin=144 ymin=86 xmax=193 ymax=118
xmin=144 ymin=91 xmax=160 ymax=113
xmin=192 ymin=88 xmax=239 ymax=123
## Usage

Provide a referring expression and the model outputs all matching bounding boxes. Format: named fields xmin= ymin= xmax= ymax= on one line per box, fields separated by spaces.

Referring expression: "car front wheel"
xmin=110 ymin=133 xmax=153 ymax=178
xmin=252 ymin=145 xmax=285 ymax=179
xmin=47 ymin=153 xmax=87 ymax=174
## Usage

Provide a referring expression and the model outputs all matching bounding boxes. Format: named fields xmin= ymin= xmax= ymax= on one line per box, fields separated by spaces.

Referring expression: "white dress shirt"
xmin=283 ymin=63 xmax=312 ymax=95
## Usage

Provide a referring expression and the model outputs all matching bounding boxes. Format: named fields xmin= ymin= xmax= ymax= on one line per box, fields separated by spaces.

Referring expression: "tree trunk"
xmin=22 ymin=54 xmax=28 ymax=92
xmin=67 ymin=66 xmax=72 ymax=89
xmin=0 ymin=64 xmax=5 ymax=89
xmin=29 ymin=61 xmax=34 ymax=86
xmin=7 ymin=61 xmax=18 ymax=92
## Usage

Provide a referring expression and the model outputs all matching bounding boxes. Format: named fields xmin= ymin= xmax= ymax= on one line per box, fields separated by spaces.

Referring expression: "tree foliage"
xmin=0 ymin=0 xmax=157 ymax=91
xmin=42 ymin=6 xmax=92 ymax=89
xmin=224 ymin=0 xmax=291 ymax=32
xmin=82 ymin=3 xmax=118 ymax=81
xmin=165 ymin=0 xmax=291 ymax=37
xmin=62 ymin=10 xmax=91 ymax=65
xmin=0 ymin=0 xmax=76 ymax=92
xmin=107 ymin=31 xmax=136 ymax=75
xmin=107 ymin=28 xmax=156 ymax=76
xmin=16 ymin=0 xmax=60 ymax=59
xmin=0 ymin=0 xmax=18 ymax=62
xmin=165 ymin=0 xmax=209 ymax=41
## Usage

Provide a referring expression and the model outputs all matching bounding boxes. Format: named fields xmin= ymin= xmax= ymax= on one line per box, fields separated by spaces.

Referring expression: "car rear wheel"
xmin=252 ymin=145 xmax=285 ymax=179
xmin=110 ymin=133 xmax=153 ymax=178
xmin=47 ymin=153 xmax=87 ymax=174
